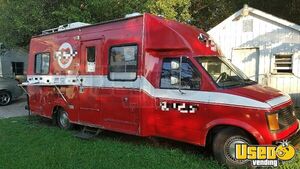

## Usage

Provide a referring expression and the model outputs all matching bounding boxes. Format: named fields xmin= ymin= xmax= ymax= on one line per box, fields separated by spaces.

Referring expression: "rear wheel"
xmin=0 ymin=91 xmax=12 ymax=106
xmin=56 ymin=109 xmax=73 ymax=130
xmin=212 ymin=128 xmax=252 ymax=168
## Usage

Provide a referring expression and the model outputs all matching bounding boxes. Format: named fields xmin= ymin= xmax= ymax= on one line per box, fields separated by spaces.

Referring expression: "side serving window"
xmin=109 ymin=45 xmax=138 ymax=81
xmin=35 ymin=53 xmax=50 ymax=74
xmin=160 ymin=57 xmax=200 ymax=90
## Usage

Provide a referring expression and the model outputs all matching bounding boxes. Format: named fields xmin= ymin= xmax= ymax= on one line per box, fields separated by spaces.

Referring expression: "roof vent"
xmin=125 ymin=12 xmax=142 ymax=18
xmin=42 ymin=22 xmax=90 ymax=35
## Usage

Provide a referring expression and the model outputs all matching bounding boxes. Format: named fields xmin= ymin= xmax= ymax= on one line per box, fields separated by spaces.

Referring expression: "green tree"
xmin=86 ymin=0 xmax=148 ymax=22
xmin=147 ymin=0 xmax=192 ymax=22
xmin=0 ymin=0 xmax=150 ymax=48
xmin=0 ymin=0 xmax=63 ymax=48
xmin=190 ymin=0 xmax=247 ymax=30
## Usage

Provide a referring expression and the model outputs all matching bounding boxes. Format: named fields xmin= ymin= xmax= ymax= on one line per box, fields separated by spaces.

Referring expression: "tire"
xmin=0 ymin=91 xmax=12 ymax=106
xmin=56 ymin=109 xmax=73 ymax=130
xmin=212 ymin=128 xmax=252 ymax=168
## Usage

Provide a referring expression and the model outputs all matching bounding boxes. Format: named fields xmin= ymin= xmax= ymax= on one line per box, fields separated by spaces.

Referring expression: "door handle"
xmin=155 ymin=98 xmax=161 ymax=109
xmin=79 ymin=79 xmax=84 ymax=93
xmin=123 ymin=97 xmax=128 ymax=103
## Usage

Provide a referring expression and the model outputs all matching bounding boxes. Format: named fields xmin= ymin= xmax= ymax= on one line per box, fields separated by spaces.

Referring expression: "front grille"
xmin=278 ymin=105 xmax=297 ymax=129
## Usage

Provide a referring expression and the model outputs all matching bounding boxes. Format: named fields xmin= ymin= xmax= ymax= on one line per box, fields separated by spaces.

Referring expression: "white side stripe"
xmin=25 ymin=75 xmax=290 ymax=109
xmin=266 ymin=95 xmax=291 ymax=107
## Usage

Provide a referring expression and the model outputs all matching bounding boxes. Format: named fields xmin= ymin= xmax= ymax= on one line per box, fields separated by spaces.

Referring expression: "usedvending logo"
xmin=55 ymin=42 xmax=78 ymax=69
xmin=231 ymin=140 xmax=296 ymax=167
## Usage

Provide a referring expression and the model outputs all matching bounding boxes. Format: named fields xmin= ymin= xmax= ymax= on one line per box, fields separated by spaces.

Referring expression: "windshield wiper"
xmin=219 ymin=81 xmax=244 ymax=88
xmin=221 ymin=79 xmax=256 ymax=88
xmin=243 ymin=79 xmax=257 ymax=85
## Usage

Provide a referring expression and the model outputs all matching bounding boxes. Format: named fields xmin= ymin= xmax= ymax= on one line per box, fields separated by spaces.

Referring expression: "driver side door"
xmin=155 ymin=57 xmax=204 ymax=144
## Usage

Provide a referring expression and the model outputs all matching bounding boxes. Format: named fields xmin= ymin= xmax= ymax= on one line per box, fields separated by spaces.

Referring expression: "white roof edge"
xmin=208 ymin=6 xmax=300 ymax=34
xmin=250 ymin=7 xmax=300 ymax=32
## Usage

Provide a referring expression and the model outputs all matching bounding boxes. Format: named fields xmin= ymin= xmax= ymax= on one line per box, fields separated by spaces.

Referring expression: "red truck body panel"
xmin=26 ymin=13 xmax=299 ymax=146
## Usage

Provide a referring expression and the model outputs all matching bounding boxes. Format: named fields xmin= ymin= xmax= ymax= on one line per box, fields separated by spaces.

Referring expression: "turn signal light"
xmin=267 ymin=113 xmax=280 ymax=131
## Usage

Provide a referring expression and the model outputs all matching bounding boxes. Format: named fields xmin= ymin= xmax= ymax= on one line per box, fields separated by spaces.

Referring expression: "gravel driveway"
xmin=0 ymin=95 xmax=28 ymax=118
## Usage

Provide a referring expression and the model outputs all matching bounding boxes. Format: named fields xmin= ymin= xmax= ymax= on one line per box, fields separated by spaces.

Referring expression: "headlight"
xmin=266 ymin=113 xmax=280 ymax=131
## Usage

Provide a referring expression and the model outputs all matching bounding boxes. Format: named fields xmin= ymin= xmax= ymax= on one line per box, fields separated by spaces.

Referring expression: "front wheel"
xmin=212 ymin=128 xmax=253 ymax=168
xmin=56 ymin=109 xmax=73 ymax=130
xmin=0 ymin=91 xmax=12 ymax=106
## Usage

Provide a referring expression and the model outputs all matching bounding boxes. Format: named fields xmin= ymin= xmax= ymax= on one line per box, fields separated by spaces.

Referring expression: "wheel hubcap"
xmin=228 ymin=140 xmax=246 ymax=158
xmin=59 ymin=111 xmax=70 ymax=128
xmin=0 ymin=93 xmax=11 ymax=105
xmin=224 ymin=137 xmax=249 ymax=164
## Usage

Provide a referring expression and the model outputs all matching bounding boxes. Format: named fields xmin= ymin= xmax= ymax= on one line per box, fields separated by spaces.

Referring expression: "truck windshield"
xmin=195 ymin=57 xmax=256 ymax=88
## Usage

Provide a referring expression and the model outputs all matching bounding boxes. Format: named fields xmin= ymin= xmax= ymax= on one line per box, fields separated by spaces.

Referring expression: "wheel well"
xmin=0 ymin=89 xmax=11 ymax=95
xmin=205 ymin=125 xmax=258 ymax=149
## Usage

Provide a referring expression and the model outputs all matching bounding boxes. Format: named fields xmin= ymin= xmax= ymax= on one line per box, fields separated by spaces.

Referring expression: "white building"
xmin=0 ymin=43 xmax=28 ymax=80
xmin=208 ymin=5 xmax=300 ymax=106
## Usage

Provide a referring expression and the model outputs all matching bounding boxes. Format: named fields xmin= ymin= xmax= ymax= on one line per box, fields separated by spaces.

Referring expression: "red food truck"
xmin=23 ymin=13 xmax=299 ymax=166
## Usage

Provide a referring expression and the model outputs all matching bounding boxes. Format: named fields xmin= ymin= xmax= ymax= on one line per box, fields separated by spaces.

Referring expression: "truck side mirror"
xmin=170 ymin=76 xmax=179 ymax=85
xmin=171 ymin=60 xmax=180 ymax=70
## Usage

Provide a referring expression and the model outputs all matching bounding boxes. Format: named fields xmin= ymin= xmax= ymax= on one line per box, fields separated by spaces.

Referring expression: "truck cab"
xmin=143 ymin=50 xmax=298 ymax=165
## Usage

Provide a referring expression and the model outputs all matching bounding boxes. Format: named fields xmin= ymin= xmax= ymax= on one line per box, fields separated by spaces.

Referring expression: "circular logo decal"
xmin=55 ymin=42 xmax=77 ymax=69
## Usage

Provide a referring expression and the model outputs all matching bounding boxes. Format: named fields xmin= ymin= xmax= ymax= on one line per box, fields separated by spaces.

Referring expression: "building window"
xmin=11 ymin=62 xmax=24 ymax=75
xmin=160 ymin=57 xmax=200 ymax=90
xmin=87 ymin=46 xmax=96 ymax=72
xmin=35 ymin=53 xmax=50 ymax=74
xmin=243 ymin=19 xmax=253 ymax=32
xmin=274 ymin=54 xmax=293 ymax=74
xmin=109 ymin=45 xmax=138 ymax=81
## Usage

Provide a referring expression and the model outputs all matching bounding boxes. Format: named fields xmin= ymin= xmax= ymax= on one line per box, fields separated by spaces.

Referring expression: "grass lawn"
xmin=0 ymin=116 xmax=299 ymax=169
